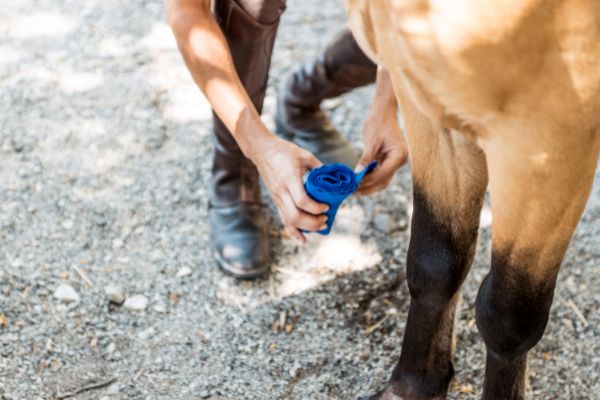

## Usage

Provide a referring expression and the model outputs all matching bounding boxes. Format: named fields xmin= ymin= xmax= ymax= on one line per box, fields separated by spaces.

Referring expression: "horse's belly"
xmin=346 ymin=0 xmax=600 ymax=137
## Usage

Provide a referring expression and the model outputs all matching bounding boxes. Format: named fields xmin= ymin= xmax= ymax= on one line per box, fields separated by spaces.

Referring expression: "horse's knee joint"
xmin=476 ymin=272 xmax=554 ymax=359
xmin=407 ymin=243 xmax=465 ymax=304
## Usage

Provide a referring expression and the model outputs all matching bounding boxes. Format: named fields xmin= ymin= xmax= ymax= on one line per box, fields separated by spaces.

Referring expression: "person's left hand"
xmin=354 ymin=67 xmax=408 ymax=195
xmin=355 ymin=107 xmax=409 ymax=195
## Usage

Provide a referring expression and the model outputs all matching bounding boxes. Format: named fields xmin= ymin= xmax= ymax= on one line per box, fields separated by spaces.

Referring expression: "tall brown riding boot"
xmin=210 ymin=0 xmax=285 ymax=279
xmin=276 ymin=29 xmax=378 ymax=167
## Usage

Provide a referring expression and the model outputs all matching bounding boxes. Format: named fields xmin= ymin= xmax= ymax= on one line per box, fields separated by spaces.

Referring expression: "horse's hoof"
xmin=357 ymin=387 xmax=402 ymax=400
xmin=358 ymin=395 xmax=379 ymax=400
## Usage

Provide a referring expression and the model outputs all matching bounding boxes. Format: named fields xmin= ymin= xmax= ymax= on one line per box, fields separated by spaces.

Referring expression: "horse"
xmin=346 ymin=0 xmax=600 ymax=398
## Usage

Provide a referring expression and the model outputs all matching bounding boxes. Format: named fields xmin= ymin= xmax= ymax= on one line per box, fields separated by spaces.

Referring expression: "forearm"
xmin=167 ymin=0 xmax=273 ymax=160
xmin=370 ymin=67 xmax=397 ymax=112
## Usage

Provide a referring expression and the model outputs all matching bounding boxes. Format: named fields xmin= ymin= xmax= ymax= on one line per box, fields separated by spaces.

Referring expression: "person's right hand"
xmin=251 ymin=136 xmax=329 ymax=244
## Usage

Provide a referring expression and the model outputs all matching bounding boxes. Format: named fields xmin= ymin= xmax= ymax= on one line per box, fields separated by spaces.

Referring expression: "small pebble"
xmin=105 ymin=383 xmax=119 ymax=395
xmin=289 ymin=363 xmax=302 ymax=379
xmin=176 ymin=266 xmax=192 ymax=278
xmin=61 ymin=220 xmax=74 ymax=230
xmin=105 ymin=284 xmax=125 ymax=305
xmin=398 ymin=217 xmax=408 ymax=230
xmin=54 ymin=284 xmax=80 ymax=303
xmin=153 ymin=302 xmax=167 ymax=313
xmin=138 ymin=327 xmax=155 ymax=340
xmin=123 ymin=295 xmax=148 ymax=311
xmin=374 ymin=213 xmax=394 ymax=233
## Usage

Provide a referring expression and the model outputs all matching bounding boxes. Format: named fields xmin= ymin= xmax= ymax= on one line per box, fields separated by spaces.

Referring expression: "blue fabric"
xmin=304 ymin=160 xmax=378 ymax=235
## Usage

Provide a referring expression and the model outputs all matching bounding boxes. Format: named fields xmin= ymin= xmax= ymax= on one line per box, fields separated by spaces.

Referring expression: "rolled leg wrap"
xmin=304 ymin=161 xmax=377 ymax=234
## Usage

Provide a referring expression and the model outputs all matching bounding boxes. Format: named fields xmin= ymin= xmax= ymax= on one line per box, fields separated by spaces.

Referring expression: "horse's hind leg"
xmin=476 ymin=132 xmax=599 ymax=399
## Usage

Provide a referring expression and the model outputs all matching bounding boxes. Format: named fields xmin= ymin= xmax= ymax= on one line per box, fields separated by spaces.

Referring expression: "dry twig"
xmin=566 ymin=298 xmax=589 ymax=327
xmin=72 ymin=265 xmax=93 ymax=288
xmin=56 ymin=376 xmax=116 ymax=399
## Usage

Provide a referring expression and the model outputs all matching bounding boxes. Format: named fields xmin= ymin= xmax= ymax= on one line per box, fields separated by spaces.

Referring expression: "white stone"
xmin=138 ymin=327 xmax=155 ymax=340
xmin=104 ymin=284 xmax=125 ymax=305
xmin=176 ymin=266 xmax=192 ymax=278
xmin=374 ymin=213 xmax=393 ymax=233
xmin=153 ymin=302 xmax=167 ymax=313
xmin=123 ymin=295 xmax=148 ymax=311
xmin=54 ymin=283 xmax=80 ymax=303
xmin=106 ymin=342 xmax=116 ymax=353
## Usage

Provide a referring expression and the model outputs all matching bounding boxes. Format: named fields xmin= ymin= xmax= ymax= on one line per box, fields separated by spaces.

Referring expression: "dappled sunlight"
xmin=216 ymin=204 xmax=382 ymax=313
xmin=309 ymin=234 xmax=381 ymax=272
xmin=480 ymin=204 xmax=492 ymax=228
xmin=8 ymin=12 xmax=77 ymax=39
xmin=211 ymin=204 xmax=384 ymax=309
xmin=38 ymin=117 xmax=133 ymax=176
xmin=276 ymin=233 xmax=383 ymax=297
xmin=0 ymin=45 xmax=22 ymax=66
xmin=97 ymin=37 xmax=128 ymax=58
xmin=57 ymin=68 xmax=104 ymax=94
xmin=3 ymin=62 xmax=104 ymax=94
xmin=12 ymin=64 xmax=55 ymax=85
xmin=163 ymin=84 xmax=213 ymax=123
xmin=142 ymin=22 xmax=177 ymax=52
xmin=275 ymin=204 xmax=383 ymax=298
xmin=141 ymin=22 xmax=213 ymax=124
xmin=260 ymin=92 xmax=277 ymax=132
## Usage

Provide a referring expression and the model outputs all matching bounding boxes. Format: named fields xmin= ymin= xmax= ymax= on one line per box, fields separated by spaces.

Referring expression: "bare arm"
xmin=166 ymin=0 xmax=269 ymax=159
xmin=167 ymin=0 xmax=328 ymax=242
xmin=356 ymin=67 xmax=408 ymax=195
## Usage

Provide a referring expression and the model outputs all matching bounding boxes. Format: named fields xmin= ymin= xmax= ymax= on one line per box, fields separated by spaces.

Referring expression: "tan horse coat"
xmin=345 ymin=1 xmax=600 ymax=399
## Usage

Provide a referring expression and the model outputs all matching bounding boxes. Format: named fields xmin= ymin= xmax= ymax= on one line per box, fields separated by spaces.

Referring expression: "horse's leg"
xmin=363 ymin=89 xmax=488 ymax=400
xmin=476 ymin=132 xmax=599 ymax=399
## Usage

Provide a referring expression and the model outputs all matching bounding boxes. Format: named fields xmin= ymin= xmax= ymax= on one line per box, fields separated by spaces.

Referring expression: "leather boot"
xmin=210 ymin=0 xmax=285 ymax=279
xmin=276 ymin=29 xmax=377 ymax=167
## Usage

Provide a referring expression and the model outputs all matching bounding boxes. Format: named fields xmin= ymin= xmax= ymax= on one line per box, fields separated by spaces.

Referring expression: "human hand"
xmin=355 ymin=68 xmax=408 ymax=195
xmin=355 ymin=108 xmax=408 ymax=195
xmin=251 ymin=136 xmax=329 ymax=243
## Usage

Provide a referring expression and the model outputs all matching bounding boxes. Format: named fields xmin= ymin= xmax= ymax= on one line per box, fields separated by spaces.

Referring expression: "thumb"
xmin=355 ymin=147 xmax=376 ymax=173
xmin=301 ymin=151 xmax=323 ymax=170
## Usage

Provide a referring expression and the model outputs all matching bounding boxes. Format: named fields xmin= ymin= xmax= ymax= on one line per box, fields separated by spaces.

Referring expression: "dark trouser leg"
xmin=275 ymin=28 xmax=377 ymax=167
xmin=210 ymin=0 xmax=286 ymax=279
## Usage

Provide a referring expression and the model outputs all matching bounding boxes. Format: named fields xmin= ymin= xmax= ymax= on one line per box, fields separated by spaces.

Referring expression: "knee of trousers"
xmin=324 ymin=29 xmax=377 ymax=87
xmin=229 ymin=0 xmax=286 ymax=24
xmin=406 ymin=240 xmax=470 ymax=305
xmin=475 ymin=271 xmax=555 ymax=359
xmin=214 ymin=0 xmax=284 ymax=107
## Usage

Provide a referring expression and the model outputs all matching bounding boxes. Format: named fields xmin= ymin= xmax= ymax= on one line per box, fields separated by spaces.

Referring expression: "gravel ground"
xmin=1 ymin=0 xmax=599 ymax=399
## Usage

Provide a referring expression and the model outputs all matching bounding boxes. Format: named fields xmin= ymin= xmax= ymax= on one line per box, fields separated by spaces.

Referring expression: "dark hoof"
xmin=357 ymin=393 xmax=381 ymax=400
xmin=358 ymin=384 xmax=447 ymax=400
xmin=358 ymin=387 xmax=403 ymax=400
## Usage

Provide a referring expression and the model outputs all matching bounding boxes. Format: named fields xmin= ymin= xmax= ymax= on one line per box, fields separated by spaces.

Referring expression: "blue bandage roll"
xmin=304 ymin=160 xmax=377 ymax=235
